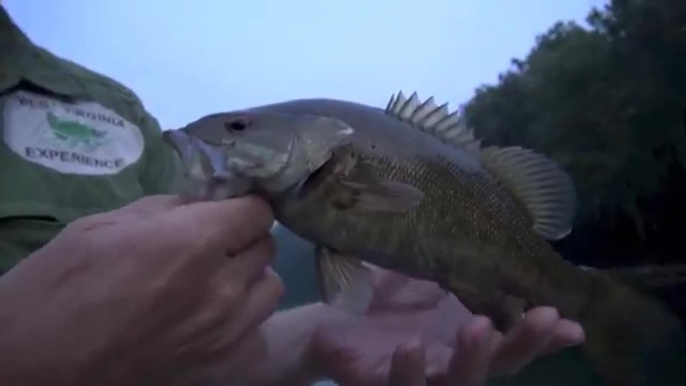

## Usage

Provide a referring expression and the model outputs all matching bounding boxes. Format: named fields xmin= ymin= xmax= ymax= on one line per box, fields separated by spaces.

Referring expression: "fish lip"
xmin=164 ymin=128 xmax=256 ymax=200
xmin=163 ymin=129 xmax=191 ymax=160
xmin=163 ymin=126 xmax=310 ymax=197
xmin=164 ymin=129 xmax=229 ymax=176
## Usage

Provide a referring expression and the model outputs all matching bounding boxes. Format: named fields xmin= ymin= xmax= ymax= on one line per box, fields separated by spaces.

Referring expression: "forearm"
xmin=241 ymin=302 xmax=340 ymax=386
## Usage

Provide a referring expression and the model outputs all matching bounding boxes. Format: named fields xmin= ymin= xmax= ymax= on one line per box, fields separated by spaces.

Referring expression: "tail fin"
xmin=577 ymin=272 xmax=686 ymax=386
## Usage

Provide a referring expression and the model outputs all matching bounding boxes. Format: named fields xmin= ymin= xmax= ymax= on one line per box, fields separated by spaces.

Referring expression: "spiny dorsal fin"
xmin=479 ymin=146 xmax=577 ymax=241
xmin=385 ymin=90 xmax=482 ymax=152
xmin=385 ymin=90 xmax=575 ymax=240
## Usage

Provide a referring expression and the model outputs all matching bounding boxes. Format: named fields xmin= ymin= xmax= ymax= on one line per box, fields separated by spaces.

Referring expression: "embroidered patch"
xmin=2 ymin=90 xmax=145 ymax=175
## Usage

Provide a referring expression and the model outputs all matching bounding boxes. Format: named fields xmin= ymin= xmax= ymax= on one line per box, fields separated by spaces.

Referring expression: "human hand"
xmin=309 ymin=268 xmax=585 ymax=386
xmin=0 ymin=194 xmax=283 ymax=386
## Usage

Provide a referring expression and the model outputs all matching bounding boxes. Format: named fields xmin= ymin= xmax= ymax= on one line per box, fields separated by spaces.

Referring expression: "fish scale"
xmin=165 ymin=91 xmax=685 ymax=386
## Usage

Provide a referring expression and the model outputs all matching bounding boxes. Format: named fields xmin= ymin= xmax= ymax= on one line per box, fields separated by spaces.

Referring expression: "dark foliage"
xmin=461 ymin=0 xmax=686 ymax=272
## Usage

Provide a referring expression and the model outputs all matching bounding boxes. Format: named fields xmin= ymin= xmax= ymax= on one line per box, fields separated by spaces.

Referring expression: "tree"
xmin=461 ymin=0 xmax=686 ymax=271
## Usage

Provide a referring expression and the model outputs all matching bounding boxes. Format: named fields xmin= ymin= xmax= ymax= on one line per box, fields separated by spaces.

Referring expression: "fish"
xmin=163 ymin=91 xmax=685 ymax=386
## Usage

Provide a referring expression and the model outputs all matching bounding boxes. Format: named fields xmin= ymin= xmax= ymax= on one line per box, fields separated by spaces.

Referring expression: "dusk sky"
xmin=5 ymin=0 xmax=605 ymax=130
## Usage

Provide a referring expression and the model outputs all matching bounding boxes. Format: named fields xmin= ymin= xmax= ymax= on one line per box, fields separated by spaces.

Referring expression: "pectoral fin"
xmin=315 ymin=247 xmax=374 ymax=314
xmin=332 ymin=176 xmax=424 ymax=214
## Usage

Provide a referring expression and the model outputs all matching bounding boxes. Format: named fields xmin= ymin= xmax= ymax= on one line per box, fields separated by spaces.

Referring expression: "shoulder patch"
xmin=385 ymin=90 xmax=482 ymax=152
xmin=2 ymin=89 xmax=145 ymax=175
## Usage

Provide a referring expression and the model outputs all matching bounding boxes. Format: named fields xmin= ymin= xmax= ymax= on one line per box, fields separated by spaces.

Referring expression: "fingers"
xmin=370 ymin=273 xmax=447 ymax=312
xmin=222 ymin=235 xmax=277 ymax=288
xmin=422 ymin=345 xmax=453 ymax=380
xmin=77 ymin=195 xmax=275 ymax=264
xmin=171 ymin=236 xmax=277 ymax=344
xmin=116 ymin=194 xmax=186 ymax=216
xmin=163 ymin=195 xmax=275 ymax=254
xmin=190 ymin=267 xmax=282 ymax=363
xmin=219 ymin=267 xmax=284 ymax=346
xmin=200 ymin=328 xmax=270 ymax=383
xmin=388 ymin=339 xmax=427 ymax=386
xmin=439 ymin=308 xmax=585 ymax=384
xmin=369 ymin=268 xmax=410 ymax=309
xmin=71 ymin=195 xmax=184 ymax=231
xmin=447 ymin=316 xmax=494 ymax=386
xmin=488 ymin=307 xmax=560 ymax=377
xmin=540 ymin=319 xmax=585 ymax=355
xmin=170 ymin=261 xmax=281 ymax=365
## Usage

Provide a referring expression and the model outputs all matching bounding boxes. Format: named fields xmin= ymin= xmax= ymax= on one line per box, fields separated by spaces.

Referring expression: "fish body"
xmin=165 ymin=92 xmax=684 ymax=386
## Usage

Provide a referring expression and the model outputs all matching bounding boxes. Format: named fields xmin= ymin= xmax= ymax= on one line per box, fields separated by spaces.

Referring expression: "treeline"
xmin=461 ymin=0 xmax=686 ymax=271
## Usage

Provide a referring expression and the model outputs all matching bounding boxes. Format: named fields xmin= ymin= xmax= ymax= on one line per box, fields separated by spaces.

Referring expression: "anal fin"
xmin=315 ymin=247 xmax=374 ymax=314
xmin=445 ymin=280 xmax=527 ymax=332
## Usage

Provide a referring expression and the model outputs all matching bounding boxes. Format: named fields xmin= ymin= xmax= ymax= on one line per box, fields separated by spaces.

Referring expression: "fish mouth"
xmin=163 ymin=128 xmax=305 ymax=200
xmin=163 ymin=128 xmax=193 ymax=162
xmin=164 ymin=129 xmax=254 ymax=200
xmin=163 ymin=129 xmax=230 ymax=178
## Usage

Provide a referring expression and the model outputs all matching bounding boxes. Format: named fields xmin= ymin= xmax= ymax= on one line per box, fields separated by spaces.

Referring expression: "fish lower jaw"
xmin=180 ymin=174 xmax=253 ymax=202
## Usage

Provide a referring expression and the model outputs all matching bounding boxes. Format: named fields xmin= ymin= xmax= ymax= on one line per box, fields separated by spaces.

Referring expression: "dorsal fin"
xmin=479 ymin=146 xmax=577 ymax=241
xmin=385 ymin=90 xmax=482 ymax=152
xmin=385 ymin=90 xmax=576 ymax=241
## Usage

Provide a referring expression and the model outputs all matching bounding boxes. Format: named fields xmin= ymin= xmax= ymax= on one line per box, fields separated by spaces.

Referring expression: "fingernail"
xmin=403 ymin=338 xmax=422 ymax=355
xmin=471 ymin=317 xmax=493 ymax=350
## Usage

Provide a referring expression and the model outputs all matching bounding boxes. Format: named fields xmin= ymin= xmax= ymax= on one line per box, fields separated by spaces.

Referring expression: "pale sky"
xmin=4 ymin=0 xmax=606 ymax=130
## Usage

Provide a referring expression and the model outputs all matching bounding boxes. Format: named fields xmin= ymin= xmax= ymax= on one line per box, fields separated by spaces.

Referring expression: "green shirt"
xmin=0 ymin=6 xmax=181 ymax=273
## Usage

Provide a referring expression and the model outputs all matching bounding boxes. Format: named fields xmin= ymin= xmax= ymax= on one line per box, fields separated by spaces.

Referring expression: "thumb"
xmin=72 ymin=195 xmax=185 ymax=231
xmin=114 ymin=194 xmax=185 ymax=217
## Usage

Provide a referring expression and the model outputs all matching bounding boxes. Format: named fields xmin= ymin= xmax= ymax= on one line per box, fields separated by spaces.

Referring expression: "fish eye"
xmin=224 ymin=118 xmax=250 ymax=132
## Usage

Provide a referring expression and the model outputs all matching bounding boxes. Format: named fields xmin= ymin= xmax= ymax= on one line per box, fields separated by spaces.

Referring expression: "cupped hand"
xmin=310 ymin=268 xmax=585 ymax=386
xmin=0 ymin=194 xmax=283 ymax=386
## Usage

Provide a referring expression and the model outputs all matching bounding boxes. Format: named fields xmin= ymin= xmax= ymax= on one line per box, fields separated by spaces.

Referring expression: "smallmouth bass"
xmin=164 ymin=91 xmax=684 ymax=386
